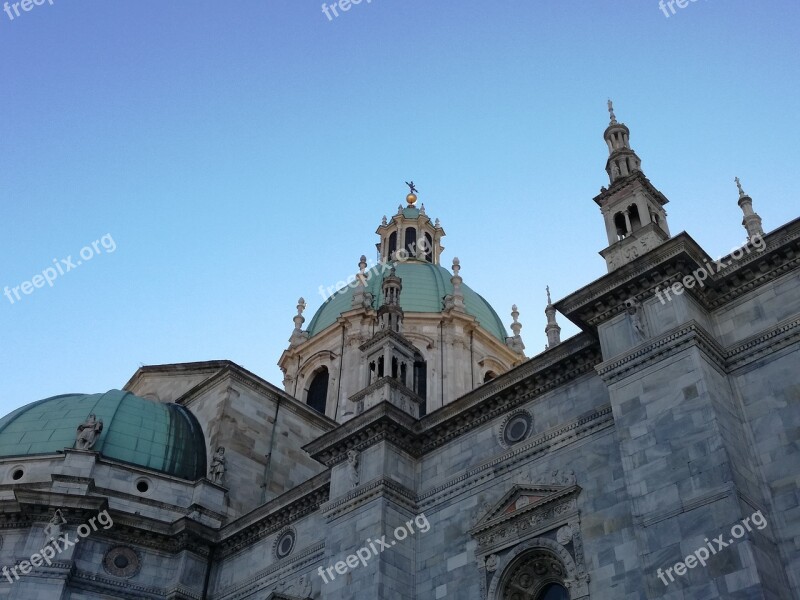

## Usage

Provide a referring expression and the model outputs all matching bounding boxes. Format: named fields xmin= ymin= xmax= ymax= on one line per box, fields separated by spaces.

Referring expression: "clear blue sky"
xmin=1 ymin=1 xmax=798 ymax=417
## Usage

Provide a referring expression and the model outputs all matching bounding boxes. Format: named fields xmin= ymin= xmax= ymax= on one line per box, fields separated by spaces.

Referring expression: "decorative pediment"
xmin=471 ymin=481 xmax=579 ymax=537
xmin=472 ymin=484 xmax=567 ymax=531
xmin=470 ymin=472 xmax=581 ymax=554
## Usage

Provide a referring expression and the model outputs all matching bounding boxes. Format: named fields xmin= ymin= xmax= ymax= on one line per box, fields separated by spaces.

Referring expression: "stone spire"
xmin=289 ymin=298 xmax=308 ymax=346
xmin=604 ymin=100 xmax=643 ymax=185
xmin=352 ymin=255 xmax=372 ymax=309
xmin=735 ymin=177 xmax=765 ymax=241
xmin=596 ymin=102 xmax=671 ymax=273
xmin=445 ymin=257 xmax=465 ymax=310
xmin=506 ymin=305 xmax=525 ymax=355
xmin=544 ymin=286 xmax=561 ymax=349
xmin=378 ymin=267 xmax=403 ymax=332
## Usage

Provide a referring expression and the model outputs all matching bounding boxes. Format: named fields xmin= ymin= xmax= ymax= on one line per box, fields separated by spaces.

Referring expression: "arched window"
xmin=424 ymin=232 xmax=433 ymax=263
xmin=628 ymin=204 xmax=642 ymax=231
xmin=306 ymin=367 xmax=329 ymax=415
xmin=404 ymin=227 xmax=417 ymax=257
xmin=484 ymin=371 xmax=498 ymax=383
xmin=413 ymin=350 xmax=427 ymax=417
xmin=613 ymin=212 xmax=627 ymax=240
xmin=388 ymin=231 xmax=397 ymax=260
xmin=536 ymin=583 xmax=569 ymax=600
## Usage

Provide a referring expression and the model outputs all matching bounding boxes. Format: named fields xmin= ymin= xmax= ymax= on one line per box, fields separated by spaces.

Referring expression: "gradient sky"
xmin=1 ymin=0 xmax=798 ymax=417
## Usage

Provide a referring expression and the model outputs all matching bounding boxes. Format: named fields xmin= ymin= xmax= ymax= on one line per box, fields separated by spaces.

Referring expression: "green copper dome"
xmin=0 ymin=390 xmax=206 ymax=480
xmin=307 ymin=261 xmax=508 ymax=341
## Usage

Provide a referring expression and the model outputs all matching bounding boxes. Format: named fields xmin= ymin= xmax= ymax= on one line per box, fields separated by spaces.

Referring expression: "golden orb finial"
xmin=406 ymin=192 xmax=417 ymax=205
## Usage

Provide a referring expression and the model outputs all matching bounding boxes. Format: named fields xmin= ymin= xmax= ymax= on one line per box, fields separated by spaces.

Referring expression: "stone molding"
xmin=726 ymin=314 xmax=800 ymax=372
xmin=214 ymin=541 xmax=324 ymax=600
xmin=217 ymin=473 xmax=330 ymax=559
xmin=418 ymin=406 xmax=612 ymax=508
xmin=70 ymin=571 xmax=171 ymax=600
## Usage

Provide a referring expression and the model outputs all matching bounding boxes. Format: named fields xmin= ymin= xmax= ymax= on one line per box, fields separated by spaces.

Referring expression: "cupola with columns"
xmin=595 ymin=100 xmax=672 ymax=272
xmin=278 ymin=184 xmax=526 ymax=422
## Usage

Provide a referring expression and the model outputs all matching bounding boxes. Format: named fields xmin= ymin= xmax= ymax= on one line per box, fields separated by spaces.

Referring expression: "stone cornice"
xmin=321 ymin=476 xmax=418 ymax=521
xmin=726 ymin=314 xmax=800 ymax=371
xmin=348 ymin=376 xmax=424 ymax=405
xmin=556 ymin=217 xmax=800 ymax=332
xmin=10 ymin=488 xmax=217 ymax=557
xmin=596 ymin=321 xmax=727 ymax=384
xmin=303 ymin=403 xmax=419 ymax=465
xmin=592 ymin=171 xmax=669 ymax=206
xmin=596 ymin=315 xmax=800 ymax=384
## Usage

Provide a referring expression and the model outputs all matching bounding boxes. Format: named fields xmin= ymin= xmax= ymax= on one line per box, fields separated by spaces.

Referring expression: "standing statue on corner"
xmin=210 ymin=447 xmax=226 ymax=485
xmin=347 ymin=450 xmax=360 ymax=489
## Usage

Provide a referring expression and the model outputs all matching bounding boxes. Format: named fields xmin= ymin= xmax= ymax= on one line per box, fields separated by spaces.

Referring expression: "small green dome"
xmin=308 ymin=261 xmax=508 ymax=341
xmin=0 ymin=390 xmax=206 ymax=480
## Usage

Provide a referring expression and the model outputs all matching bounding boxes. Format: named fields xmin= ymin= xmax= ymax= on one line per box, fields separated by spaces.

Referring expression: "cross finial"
xmin=608 ymin=99 xmax=617 ymax=124
xmin=735 ymin=176 xmax=746 ymax=197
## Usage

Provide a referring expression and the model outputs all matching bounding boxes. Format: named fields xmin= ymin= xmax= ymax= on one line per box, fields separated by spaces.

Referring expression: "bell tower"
xmin=595 ymin=101 xmax=671 ymax=272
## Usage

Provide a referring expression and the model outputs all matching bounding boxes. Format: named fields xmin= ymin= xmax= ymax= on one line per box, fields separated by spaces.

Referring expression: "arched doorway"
xmin=498 ymin=548 xmax=570 ymax=600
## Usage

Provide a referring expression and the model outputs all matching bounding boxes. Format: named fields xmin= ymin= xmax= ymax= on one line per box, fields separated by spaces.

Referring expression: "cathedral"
xmin=1 ymin=105 xmax=798 ymax=599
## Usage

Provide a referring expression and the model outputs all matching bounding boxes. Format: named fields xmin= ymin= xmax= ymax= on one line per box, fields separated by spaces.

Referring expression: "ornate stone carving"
xmin=75 ymin=414 xmax=103 ymax=450
xmin=485 ymin=553 xmax=499 ymax=572
xmin=486 ymin=537 xmax=590 ymax=600
xmin=274 ymin=574 xmax=312 ymax=598
xmin=550 ymin=469 xmax=576 ymax=486
xmin=556 ymin=525 xmax=574 ymax=545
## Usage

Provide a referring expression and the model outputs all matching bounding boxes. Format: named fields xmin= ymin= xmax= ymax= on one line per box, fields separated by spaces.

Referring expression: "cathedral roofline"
xmin=555 ymin=216 xmax=800 ymax=332
xmin=125 ymin=359 xmax=339 ymax=430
